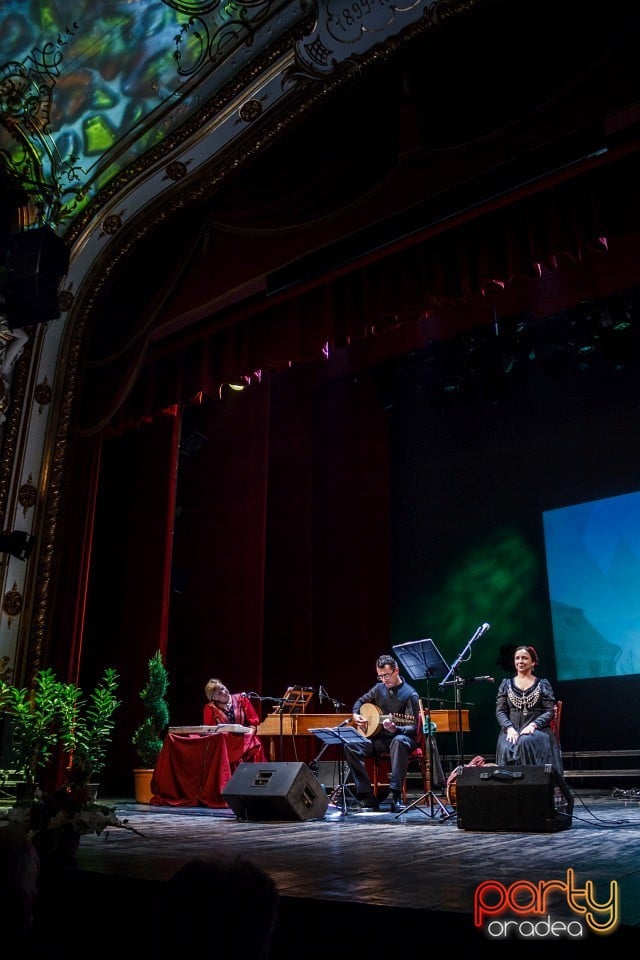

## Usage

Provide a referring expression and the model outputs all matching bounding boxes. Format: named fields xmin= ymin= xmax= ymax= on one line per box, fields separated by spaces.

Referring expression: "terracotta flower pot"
xmin=133 ymin=768 xmax=154 ymax=804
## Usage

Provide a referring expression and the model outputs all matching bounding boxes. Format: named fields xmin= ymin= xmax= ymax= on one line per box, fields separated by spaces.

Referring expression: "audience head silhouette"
xmin=0 ymin=822 xmax=41 ymax=942
xmin=152 ymin=854 xmax=279 ymax=957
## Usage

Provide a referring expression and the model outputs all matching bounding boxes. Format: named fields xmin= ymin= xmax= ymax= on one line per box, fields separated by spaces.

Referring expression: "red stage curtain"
xmin=165 ymin=383 xmax=270 ymax=725
xmin=77 ymin=409 xmax=180 ymax=795
xmin=94 ymin=168 xmax=618 ymax=437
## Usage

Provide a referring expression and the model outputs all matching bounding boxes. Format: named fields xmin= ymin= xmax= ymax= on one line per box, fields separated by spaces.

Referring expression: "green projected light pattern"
xmin=392 ymin=526 xmax=545 ymax=753
xmin=0 ymin=0 xmax=277 ymax=226
xmin=396 ymin=527 xmax=541 ymax=659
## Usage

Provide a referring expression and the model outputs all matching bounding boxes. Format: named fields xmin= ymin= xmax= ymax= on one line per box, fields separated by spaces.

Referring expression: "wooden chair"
xmin=551 ymin=699 xmax=563 ymax=744
xmin=371 ymin=701 xmax=431 ymax=802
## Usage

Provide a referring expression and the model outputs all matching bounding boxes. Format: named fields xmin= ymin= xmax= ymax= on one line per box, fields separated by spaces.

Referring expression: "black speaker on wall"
xmin=456 ymin=765 xmax=573 ymax=832
xmin=3 ymin=226 xmax=70 ymax=329
xmin=221 ymin=761 xmax=329 ymax=821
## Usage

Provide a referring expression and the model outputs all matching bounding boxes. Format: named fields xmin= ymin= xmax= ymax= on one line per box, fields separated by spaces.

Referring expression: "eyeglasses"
xmin=377 ymin=672 xmax=395 ymax=680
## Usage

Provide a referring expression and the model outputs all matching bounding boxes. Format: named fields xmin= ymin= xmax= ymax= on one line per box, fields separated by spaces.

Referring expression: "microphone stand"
xmin=253 ymin=695 xmax=289 ymax=761
xmin=318 ymin=684 xmax=345 ymax=712
xmin=439 ymin=623 xmax=490 ymax=766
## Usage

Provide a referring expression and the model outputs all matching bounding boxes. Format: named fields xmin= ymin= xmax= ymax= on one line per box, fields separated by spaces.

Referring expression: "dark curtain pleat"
xmin=166 ymin=381 xmax=271 ymax=727
xmin=311 ymin=372 xmax=392 ymax=675
xmin=261 ymin=368 xmax=317 ymax=696
xmin=80 ymin=410 xmax=179 ymax=794
xmin=41 ymin=433 xmax=104 ymax=682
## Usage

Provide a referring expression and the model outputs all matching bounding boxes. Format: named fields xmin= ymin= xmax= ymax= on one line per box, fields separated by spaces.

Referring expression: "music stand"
xmin=392 ymin=638 xmax=454 ymax=821
xmin=309 ymin=724 xmax=362 ymax=816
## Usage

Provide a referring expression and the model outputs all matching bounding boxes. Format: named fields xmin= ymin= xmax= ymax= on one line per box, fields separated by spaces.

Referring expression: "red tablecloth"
xmin=150 ymin=732 xmax=239 ymax=808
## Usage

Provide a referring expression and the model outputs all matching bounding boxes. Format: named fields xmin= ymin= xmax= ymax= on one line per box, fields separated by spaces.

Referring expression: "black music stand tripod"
xmin=309 ymin=723 xmax=362 ymax=816
xmin=392 ymin=638 xmax=454 ymax=822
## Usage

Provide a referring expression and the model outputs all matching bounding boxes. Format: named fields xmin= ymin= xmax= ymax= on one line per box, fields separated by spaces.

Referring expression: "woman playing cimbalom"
xmin=495 ymin=645 xmax=563 ymax=774
xmin=204 ymin=679 xmax=266 ymax=767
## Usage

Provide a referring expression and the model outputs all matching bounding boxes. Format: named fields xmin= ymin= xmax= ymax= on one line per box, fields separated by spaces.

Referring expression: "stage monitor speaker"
xmin=456 ymin=764 xmax=573 ymax=832
xmin=222 ymin=761 xmax=329 ymax=821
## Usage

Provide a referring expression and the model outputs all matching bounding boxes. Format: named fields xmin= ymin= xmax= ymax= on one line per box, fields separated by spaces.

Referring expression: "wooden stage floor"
xmin=27 ymin=777 xmax=640 ymax=953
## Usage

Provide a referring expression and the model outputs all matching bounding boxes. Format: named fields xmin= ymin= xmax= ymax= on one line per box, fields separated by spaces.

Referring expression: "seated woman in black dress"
xmin=495 ymin=644 xmax=563 ymax=774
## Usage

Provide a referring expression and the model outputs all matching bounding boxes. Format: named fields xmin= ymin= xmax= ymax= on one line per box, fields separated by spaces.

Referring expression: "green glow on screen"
xmin=397 ymin=526 xmax=541 ymax=656
xmin=393 ymin=526 xmax=545 ymax=752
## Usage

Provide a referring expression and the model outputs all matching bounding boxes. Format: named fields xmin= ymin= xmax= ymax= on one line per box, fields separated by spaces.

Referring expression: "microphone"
xmin=337 ymin=718 xmax=351 ymax=727
xmin=318 ymin=685 xmax=325 ymax=705
xmin=466 ymin=676 xmax=495 ymax=684
xmin=479 ymin=622 xmax=490 ymax=636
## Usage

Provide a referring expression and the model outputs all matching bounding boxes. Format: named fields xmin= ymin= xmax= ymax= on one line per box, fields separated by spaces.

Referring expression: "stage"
xmin=27 ymin=780 xmax=640 ymax=952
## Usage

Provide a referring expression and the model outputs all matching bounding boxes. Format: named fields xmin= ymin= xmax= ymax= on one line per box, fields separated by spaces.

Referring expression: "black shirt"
xmin=353 ymin=677 xmax=420 ymax=740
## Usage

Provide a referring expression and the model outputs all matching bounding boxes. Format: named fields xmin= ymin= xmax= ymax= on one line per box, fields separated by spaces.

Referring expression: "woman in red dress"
xmin=203 ymin=678 xmax=266 ymax=768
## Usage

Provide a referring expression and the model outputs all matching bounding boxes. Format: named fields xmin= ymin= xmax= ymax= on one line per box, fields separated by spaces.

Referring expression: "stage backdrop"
xmin=387 ymin=287 xmax=640 ymax=758
xmin=79 ymin=283 xmax=640 ymax=794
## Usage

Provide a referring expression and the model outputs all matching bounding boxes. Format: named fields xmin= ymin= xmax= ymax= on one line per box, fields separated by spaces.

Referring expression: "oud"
xmin=356 ymin=703 xmax=412 ymax=738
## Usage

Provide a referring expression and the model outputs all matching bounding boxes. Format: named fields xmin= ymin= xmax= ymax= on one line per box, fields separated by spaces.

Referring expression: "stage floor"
xmin=26 ymin=781 xmax=640 ymax=951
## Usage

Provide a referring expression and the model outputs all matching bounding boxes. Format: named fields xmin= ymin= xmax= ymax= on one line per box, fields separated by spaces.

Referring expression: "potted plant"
xmin=0 ymin=667 xmax=62 ymax=796
xmin=57 ymin=666 xmax=121 ymax=795
xmin=1 ymin=666 xmax=137 ymax=866
xmin=131 ymin=650 xmax=169 ymax=802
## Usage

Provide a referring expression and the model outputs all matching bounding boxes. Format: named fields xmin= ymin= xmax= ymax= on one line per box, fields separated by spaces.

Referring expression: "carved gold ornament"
xmin=18 ymin=476 xmax=37 ymax=516
xmin=3 ymin=582 xmax=23 ymax=626
xmin=164 ymin=160 xmax=191 ymax=181
xmin=239 ymin=99 xmax=262 ymax=122
xmin=100 ymin=213 xmax=126 ymax=237
xmin=35 ymin=377 xmax=52 ymax=412
xmin=0 ymin=376 xmax=8 ymax=418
